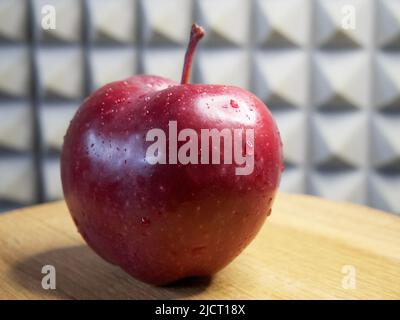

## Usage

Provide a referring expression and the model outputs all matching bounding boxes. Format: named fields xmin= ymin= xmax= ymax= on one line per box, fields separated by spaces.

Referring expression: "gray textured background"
xmin=0 ymin=0 xmax=399 ymax=214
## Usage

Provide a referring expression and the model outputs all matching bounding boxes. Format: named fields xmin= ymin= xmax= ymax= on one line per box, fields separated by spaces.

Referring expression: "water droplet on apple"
xmin=140 ymin=217 xmax=150 ymax=226
xmin=230 ymin=99 xmax=239 ymax=108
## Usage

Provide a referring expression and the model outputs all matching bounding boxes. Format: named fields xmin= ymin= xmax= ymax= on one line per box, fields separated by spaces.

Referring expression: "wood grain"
xmin=0 ymin=193 xmax=399 ymax=300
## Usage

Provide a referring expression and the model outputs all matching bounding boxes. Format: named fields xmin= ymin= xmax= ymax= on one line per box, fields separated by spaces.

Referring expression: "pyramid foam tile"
xmin=272 ymin=110 xmax=306 ymax=166
xmin=0 ymin=0 xmax=27 ymax=42
xmin=89 ymin=0 xmax=137 ymax=43
xmin=370 ymin=171 xmax=400 ymax=213
xmin=313 ymin=51 xmax=369 ymax=110
xmin=376 ymin=0 xmax=400 ymax=49
xmin=280 ymin=166 xmax=306 ymax=193
xmin=196 ymin=0 xmax=250 ymax=46
xmin=40 ymin=102 xmax=78 ymax=152
xmin=0 ymin=101 xmax=33 ymax=152
xmin=34 ymin=0 xmax=82 ymax=43
xmin=91 ymin=48 xmax=137 ymax=89
xmin=254 ymin=0 xmax=310 ymax=48
xmin=0 ymin=46 xmax=30 ymax=98
xmin=311 ymin=112 xmax=368 ymax=168
xmin=314 ymin=0 xmax=372 ymax=48
xmin=142 ymin=0 xmax=192 ymax=45
xmin=198 ymin=49 xmax=249 ymax=89
xmin=371 ymin=113 xmax=400 ymax=169
xmin=254 ymin=49 xmax=307 ymax=109
xmin=38 ymin=47 xmax=83 ymax=99
xmin=0 ymin=156 xmax=35 ymax=204
xmin=43 ymin=157 xmax=62 ymax=201
xmin=374 ymin=52 xmax=400 ymax=112
xmin=310 ymin=169 xmax=366 ymax=204
xmin=143 ymin=48 xmax=186 ymax=82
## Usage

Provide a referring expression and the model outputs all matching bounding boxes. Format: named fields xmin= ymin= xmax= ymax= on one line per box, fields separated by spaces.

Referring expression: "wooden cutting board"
xmin=0 ymin=193 xmax=399 ymax=300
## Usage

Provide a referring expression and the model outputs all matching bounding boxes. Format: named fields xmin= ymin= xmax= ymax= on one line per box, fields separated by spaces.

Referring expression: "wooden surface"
xmin=0 ymin=193 xmax=399 ymax=300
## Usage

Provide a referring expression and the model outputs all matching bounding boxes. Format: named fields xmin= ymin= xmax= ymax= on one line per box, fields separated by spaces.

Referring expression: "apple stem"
xmin=181 ymin=24 xmax=205 ymax=85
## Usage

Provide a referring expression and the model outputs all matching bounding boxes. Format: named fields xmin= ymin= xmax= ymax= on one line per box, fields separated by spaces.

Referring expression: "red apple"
xmin=61 ymin=24 xmax=283 ymax=285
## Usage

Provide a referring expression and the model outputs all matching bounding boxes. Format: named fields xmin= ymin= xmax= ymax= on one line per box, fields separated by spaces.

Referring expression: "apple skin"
xmin=61 ymin=74 xmax=283 ymax=285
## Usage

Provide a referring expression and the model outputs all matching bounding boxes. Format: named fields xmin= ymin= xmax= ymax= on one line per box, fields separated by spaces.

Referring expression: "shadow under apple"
xmin=10 ymin=245 xmax=212 ymax=299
